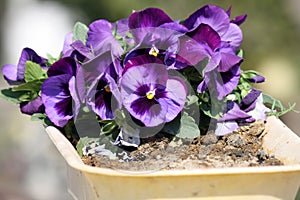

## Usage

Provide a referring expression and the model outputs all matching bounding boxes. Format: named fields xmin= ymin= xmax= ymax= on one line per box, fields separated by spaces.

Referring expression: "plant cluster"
xmin=1 ymin=5 xmax=293 ymax=154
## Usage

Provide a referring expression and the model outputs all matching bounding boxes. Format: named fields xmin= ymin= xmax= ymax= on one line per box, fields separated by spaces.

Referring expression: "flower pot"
xmin=46 ymin=116 xmax=300 ymax=200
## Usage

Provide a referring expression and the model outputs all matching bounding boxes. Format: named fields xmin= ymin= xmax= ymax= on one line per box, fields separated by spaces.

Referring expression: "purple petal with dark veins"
xmin=20 ymin=96 xmax=45 ymax=115
xmin=221 ymin=23 xmax=243 ymax=50
xmin=218 ymin=52 xmax=243 ymax=72
xmin=87 ymin=73 xmax=122 ymax=120
xmin=86 ymin=19 xmax=123 ymax=57
xmin=41 ymin=74 xmax=73 ymax=127
xmin=247 ymin=75 xmax=265 ymax=83
xmin=47 ymin=57 xmax=78 ymax=77
xmin=183 ymin=5 xmax=230 ymax=36
xmin=220 ymin=101 xmax=251 ymax=122
xmin=17 ymin=48 xmax=47 ymax=80
xmin=240 ymin=88 xmax=261 ymax=112
xmin=187 ymin=24 xmax=221 ymax=51
xmin=231 ymin=14 xmax=247 ymax=26
xmin=129 ymin=8 xmax=173 ymax=29
xmin=2 ymin=64 xmax=18 ymax=84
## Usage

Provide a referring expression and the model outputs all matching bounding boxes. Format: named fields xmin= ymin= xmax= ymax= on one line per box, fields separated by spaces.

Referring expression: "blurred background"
xmin=0 ymin=0 xmax=300 ymax=199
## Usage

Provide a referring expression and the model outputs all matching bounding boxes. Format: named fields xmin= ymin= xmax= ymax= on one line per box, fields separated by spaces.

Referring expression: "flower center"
xmin=149 ymin=45 xmax=159 ymax=57
xmin=146 ymin=90 xmax=155 ymax=100
xmin=105 ymin=86 xmax=111 ymax=93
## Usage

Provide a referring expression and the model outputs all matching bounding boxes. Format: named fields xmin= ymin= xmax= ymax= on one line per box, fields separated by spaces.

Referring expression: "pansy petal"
xmin=62 ymin=32 xmax=74 ymax=57
xmin=87 ymin=73 xmax=121 ymax=120
xmin=183 ymin=5 xmax=230 ymax=36
xmin=163 ymin=77 xmax=187 ymax=122
xmin=218 ymin=52 xmax=243 ymax=72
xmin=187 ymin=24 xmax=221 ymax=50
xmin=68 ymin=76 xmax=81 ymax=121
xmin=247 ymin=94 xmax=270 ymax=121
xmin=86 ymin=20 xmax=123 ymax=57
xmin=20 ymin=97 xmax=44 ymax=115
xmin=215 ymin=121 xmax=239 ymax=136
xmin=129 ymin=8 xmax=173 ymax=29
xmin=17 ymin=48 xmax=47 ymax=80
xmin=2 ymin=64 xmax=18 ymax=84
xmin=177 ymin=35 xmax=210 ymax=66
xmin=41 ymin=74 xmax=73 ymax=127
xmin=47 ymin=57 xmax=78 ymax=77
xmin=231 ymin=14 xmax=247 ymax=26
xmin=221 ymin=23 xmax=243 ymax=50
xmin=121 ymin=64 xmax=168 ymax=96
xmin=240 ymin=88 xmax=261 ymax=112
xmin=220 ymin=101 xmax=251 ymax=122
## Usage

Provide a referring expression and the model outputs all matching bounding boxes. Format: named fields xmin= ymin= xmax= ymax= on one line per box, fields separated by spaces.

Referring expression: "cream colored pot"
xmin=46 ymin=116 xmax=300 ymax=200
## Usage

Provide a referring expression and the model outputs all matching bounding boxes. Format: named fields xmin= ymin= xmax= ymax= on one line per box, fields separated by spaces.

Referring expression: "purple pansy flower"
xmin=177 ymin=5 xmax=244 ymax=99
xmin=86 ymin=73 xmax=122 ymax=120
xmin=2 ymin=48 xmax=47 ymax=85
xmin=215 ymin=89 xmax=269 ymax=136
xmin=126 ymin=8 xmax=187 ymax=69
xmin=120 ymin=56 xmax=187 ymax=127
xmin=41 ymin=57 xmax=81 ymax=127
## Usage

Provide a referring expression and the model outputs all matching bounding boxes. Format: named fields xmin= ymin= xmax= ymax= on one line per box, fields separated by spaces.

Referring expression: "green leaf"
xmin=12 ymin=80 xmax=43 ymax=92
xmin=24 ymin=61 xmax=47 ymax=82
xmin=237 ymin=49 xmax=243 ymax=58
xmin=185 ymin=95 xmax=198 ymax=108
xmin=100 ymin=121 xmax=118 ymax=135
xmin=0 ymin=88 xmax=25 ymax=104
xmin=263 ymin=93 xmax=284 ymax=111
xmin=76 ymin=137 xmax=99 ymax=156
xmin=73 ymin=22 xmax=89 ymax=44
xmin=31 ymin=113 xmax=47 ymax=121
xmin=46 ymin=53 xmax=60 ymax=66
xmin=163 ymin=112 xmax=200 ymax=139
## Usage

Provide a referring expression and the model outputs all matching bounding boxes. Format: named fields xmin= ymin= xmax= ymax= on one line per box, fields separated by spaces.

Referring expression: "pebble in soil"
xmin=82 ymin=120 xmax=283 ymax=171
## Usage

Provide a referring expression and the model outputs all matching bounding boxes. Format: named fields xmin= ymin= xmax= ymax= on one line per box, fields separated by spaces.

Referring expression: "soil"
xmin=82 ymin=120 xmax=283 ymax=171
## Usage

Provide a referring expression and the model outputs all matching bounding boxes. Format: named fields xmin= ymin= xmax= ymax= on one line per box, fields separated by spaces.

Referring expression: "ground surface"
xmin=82 ymin=120 xmax=282 ymax=171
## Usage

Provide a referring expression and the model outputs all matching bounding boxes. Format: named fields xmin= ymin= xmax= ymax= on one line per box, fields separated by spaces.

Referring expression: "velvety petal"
xmin=2 ymin=64 xmax=18 ymax=84
xmin=121 ymin=64 xmax=168 ymax=97
xmin=128 ymin=8 xmax=173 ymax=29
xmin=163 ymin=76 xmax=187 ymax=122
xmin=206 ymin=52 xmax=221 ymax=72
xmin=183 ymin=5 xmax=230 ymax=36
xmin=187 ymin=24 xmax=221 ymax=51
xmin=218 ymin=52 xmax=243 ymax=72
xmin=200 ymin=65 xmax=240 ymax=100
xmin=86 ymin=20 xmax=123 ymax=57
xmin=221 ymin=23 xmax=243 ymax=50
xmin=41 ymin=74 xmax=73 ymax=127
xmin=123 ymin=54 xmax=163 ymax=75
xmin=247 ymin=94 xmax=270 ymax=121
xmin=68 ymin=76 xmax=81 ymax=121
xmin=240 ymin=88 xmax=261 ymax=112
xmin=247 ymin=75 xmax=265 ymax=83
xmin=62 ymin=32 xmax=74 ymax=57
xmin=87 ymin=73 xmax=122 ymax=120
xmin=17 ymin=48 xmax=47 ymax=80
xmin=231 ymin=14 xmax=247 ymax=26
xmin=215 ymin=121 xmax=239 ymax=136
xmin=71 ymin=40 xmax=93 ymax=60
xmin=128 ymin=93 xmax=167 ymax=127
xmin=177 ymin=35 xmax=210 ymax=66
xmin=220 ymin=101 xmax=251 ymax=122
xmin=47 ymin=57 xmax=78 ymax=77
xmin=20 ymin=97 xmax=44 ymax=115
xmin=82 ymin=51 xmax=120 ymax=84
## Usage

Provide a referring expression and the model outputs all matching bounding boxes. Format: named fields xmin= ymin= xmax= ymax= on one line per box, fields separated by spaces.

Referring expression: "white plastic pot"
xmin=46 ymin=116 xmax=300 ymax=200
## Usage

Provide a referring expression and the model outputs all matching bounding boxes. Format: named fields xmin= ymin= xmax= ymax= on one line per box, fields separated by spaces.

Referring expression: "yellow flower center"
xmin=105 ymin=86 xmax=111 ymax=93
xmin=149 ymin=45 xmax=159 ymax=57
xmin=146 ymin=90 xmax=155 ymax=100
